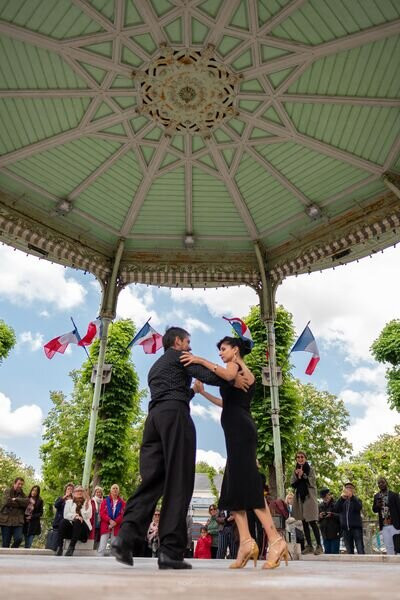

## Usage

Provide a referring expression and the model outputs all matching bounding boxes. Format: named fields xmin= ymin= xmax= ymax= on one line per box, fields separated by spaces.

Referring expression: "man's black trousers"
xmin=119 ymin=401 xmax=196 ymax=560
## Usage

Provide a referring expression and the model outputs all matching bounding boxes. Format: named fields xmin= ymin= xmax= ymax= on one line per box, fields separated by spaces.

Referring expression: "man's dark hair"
xmin=14 ymin=477 xmax=24 ymax=484
xmin=162 ymin=326 xmax=190 ymax=351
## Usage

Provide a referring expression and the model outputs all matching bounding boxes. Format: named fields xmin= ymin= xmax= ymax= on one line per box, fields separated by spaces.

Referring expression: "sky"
xmin=0 ymin=243 xmax=400 ymax=477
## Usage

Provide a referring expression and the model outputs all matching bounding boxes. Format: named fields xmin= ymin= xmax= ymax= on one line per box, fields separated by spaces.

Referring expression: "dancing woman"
xmin=181 ymin=336 xmax=288 ymax=569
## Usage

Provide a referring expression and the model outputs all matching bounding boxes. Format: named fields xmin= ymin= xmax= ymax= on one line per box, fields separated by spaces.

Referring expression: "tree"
xmin=371 ymin=319 xmax=400 ymax=411
xmin=195 ymin=462 xmax=219 ymax=501
xmin=243 ymin=305 xmax=302 ymax=490
xmin=41 ymin=319 xmax=144 ymax=516
xmin=0 ymin=319 xmax=16 ymax=363
xmin=293 ymin=383 xmax=352 ymax=488
xmin=0 ymin=447 xmax=38 ymax=495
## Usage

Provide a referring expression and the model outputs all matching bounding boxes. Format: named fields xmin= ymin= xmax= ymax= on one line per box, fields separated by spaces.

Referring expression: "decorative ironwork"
xmin=134 ymin=45 xmax=241 ymax=137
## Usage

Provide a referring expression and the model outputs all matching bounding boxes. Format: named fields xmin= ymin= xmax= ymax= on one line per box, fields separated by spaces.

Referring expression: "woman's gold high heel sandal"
xmin=229 ymin=538 xmax=259 ymax=569
xmin=262 ymin=537 xmax=289 ymax=570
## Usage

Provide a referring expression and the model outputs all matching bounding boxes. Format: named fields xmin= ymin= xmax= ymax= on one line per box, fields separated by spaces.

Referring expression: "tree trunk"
xmin=92 ymin=459 xmax=101 ymax=489
xmin=268 ymin=464 xmax=277 ymax=499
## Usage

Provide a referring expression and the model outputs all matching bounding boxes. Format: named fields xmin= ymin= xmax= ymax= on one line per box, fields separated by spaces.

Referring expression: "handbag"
xmin=393 ymin=533 xmax=400 ymax=554
xmin=45 ymin=528 xmax=59 ymax=551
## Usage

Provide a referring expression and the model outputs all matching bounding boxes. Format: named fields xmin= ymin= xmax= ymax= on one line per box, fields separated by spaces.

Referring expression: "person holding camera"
xmin=334 ymin=482 xmax=365 ymax=554
xmin=318 ymin=489 xmax=341 ymax=554
xmin=291 ymin=451 xmax=323 ymax=555
xmin=372 ymin=477 xmax=400 ymax=555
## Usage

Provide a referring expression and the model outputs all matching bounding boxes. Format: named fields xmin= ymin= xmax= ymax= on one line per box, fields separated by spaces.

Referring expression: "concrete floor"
xmin=1 ymin=555 xmax=400 ymax=600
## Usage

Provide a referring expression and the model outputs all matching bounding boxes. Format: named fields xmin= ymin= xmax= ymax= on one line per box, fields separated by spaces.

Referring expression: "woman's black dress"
xmin=218 ymin=376 xmax=265 ymax=511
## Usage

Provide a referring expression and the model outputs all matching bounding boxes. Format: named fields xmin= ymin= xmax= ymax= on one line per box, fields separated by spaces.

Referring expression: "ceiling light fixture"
xmin=306 ymin=204 xmax=322 ymax=220
xmin=184 ymin=234 xmax=195 ymax=248
xmin=55 ymin=199 xmax=73 ymax=216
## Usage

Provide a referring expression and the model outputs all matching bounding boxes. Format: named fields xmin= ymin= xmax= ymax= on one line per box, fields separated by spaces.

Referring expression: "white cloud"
xmin=184 ymin=317 xmax=212 ymax=333
xmin=344 ymin=391 xmax=400 ymax=454
xmin=117 ymin=285 xmax=160 ymax=326
xmin=0 ymin=246 xmax=86 ymax=310
xmin=39 ymin=310 xmax=50 ymax=318
xmin=0 ymin=392 xmax=42 ymax=438
xmin=169 ymin=286 xmax=258 ymax=318
xmin=18 ymin=331 xmax=44 ymax=352
xmin=277 ymin=246 xmax=400 ymax=364
xmin=196 ymin=449 xmax=226 ymax=470
xmin=191 ymin=402 xmax=222 ymax=423
xmin=344 ymin=364 xmax=386 ymax=389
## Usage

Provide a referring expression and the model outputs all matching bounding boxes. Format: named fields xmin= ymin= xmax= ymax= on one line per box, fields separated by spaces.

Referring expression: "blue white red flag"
xmin=223 ymin=316 xmax=254 ymax=348
xmin=291 ymin=323 xmax=320 ymax=375
xmin=127 ymin=321 xmax=163 ymax=354
xmin=43 ymin=328 xmax=80 ymax=359
xmin=78 ymin=318 xmax=102 ymax=347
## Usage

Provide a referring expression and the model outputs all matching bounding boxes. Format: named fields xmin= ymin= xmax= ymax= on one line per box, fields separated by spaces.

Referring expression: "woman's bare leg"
xmin=253 ymin=501 xmax=281 ymax=544
xmin=230 ymin=511 xmax=255 ymax=566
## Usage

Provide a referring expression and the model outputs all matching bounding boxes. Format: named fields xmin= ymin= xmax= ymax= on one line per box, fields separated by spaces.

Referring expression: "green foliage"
xmin=244 ymin=305 xmax=301 ymax=473
xmin=333 ymin=426 xmax=400 ymax=517
xmin=293 ymin=382 xmax=352 ymax=489
xmin=0 ymin=447 xmax=38 ymax=495
xmin=371 ymin=320 xmax=400 ymax=411
xmin=0 ymin=319 xmax=16 ymax=363
xmin=40 ymin=319 xmax=143 ymax=517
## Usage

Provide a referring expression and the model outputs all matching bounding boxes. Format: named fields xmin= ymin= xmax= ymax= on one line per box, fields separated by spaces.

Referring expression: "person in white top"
xmin=56 ymin=485 xmax=92 ymax=556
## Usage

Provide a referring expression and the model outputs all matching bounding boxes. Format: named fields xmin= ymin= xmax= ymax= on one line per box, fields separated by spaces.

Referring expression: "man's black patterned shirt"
xmin=148 ymin=347 xmax=228 ymax=410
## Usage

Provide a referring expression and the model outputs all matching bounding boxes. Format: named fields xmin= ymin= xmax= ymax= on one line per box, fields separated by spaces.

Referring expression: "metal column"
xmin=254 ymin=242 xmax=285 ymax=499
xmin=82 ymin=239 xmax=125 ymax=489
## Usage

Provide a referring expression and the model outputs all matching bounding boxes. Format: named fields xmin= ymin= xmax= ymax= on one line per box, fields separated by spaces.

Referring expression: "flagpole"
xmin=124 ymin=317 xmax=152 ymax=353
xmin=70 ymin=316 xmax=93 ymax=366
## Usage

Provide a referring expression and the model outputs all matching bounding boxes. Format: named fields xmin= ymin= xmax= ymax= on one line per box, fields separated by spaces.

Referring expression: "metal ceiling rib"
xmin=0 ymin=0 xmax=399 ymax=287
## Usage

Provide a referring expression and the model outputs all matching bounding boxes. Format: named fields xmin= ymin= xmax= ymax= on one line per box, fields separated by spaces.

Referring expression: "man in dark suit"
xmin=372 ymin=477 xmax=400 ymax=555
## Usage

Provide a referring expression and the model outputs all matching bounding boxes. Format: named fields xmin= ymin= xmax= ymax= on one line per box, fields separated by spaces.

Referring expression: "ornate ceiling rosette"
xmin=134 ymin=44 xmax=241 ymax=137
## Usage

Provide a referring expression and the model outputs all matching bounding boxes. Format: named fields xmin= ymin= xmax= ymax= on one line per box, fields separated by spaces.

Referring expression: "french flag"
xmin=291 ymin=323 xmax=320 ymax=375
xmin=127 ymin=321 xmax=163 ymax=354
xmin=44 ymin=328 xmax=80 ymax=359
xmin=223 ymin=316 xmax=254 ymax=348
xmin=78 ymin=318 xmax=102 ymax=347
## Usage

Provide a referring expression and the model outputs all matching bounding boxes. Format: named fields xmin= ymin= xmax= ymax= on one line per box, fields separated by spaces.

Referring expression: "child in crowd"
xmin=194 ymin=526 xmax=212 ymax=559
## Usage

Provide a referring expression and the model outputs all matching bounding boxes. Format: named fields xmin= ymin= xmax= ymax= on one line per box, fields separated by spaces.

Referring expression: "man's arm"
xmin=185 ymin=363 xmax=232 ymax=386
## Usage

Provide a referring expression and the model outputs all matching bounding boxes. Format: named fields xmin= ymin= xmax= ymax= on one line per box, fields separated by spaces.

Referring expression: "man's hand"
xmin=234 ymin=371 xmax=250 ymax=391
xmin=192 ymin=380 xmax=204 ymax=394
xmin=180 ymin=351 xmax=202 ymax=366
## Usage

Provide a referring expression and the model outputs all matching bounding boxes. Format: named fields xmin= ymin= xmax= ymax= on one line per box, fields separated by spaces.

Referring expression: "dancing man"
xmin=112 ymin=326 xmax=248 ymax=569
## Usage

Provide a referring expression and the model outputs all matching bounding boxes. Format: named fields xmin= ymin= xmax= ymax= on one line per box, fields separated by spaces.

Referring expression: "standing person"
xmin=318 ymin=489 xmax=341 ymax=554
xmin=291 ymin=451 xmax=323 ymax=555
xmin=91 ymin=486 xmax=103 ymax=549
xmin=0 ymin=477 xmax=29 ymax=548
xmin=112 ymin=327 xmax=248 ymax=570
xmin=194 ymin=526 xmax=212 ymax=559
xmin=56 ymin=485 xmax=92 ymax=556
xmin=147 ymin=510 xmax=160 ymax=557
xmin=206 ymin=504 xmax=220 ymax=558
xmin=334 ymin=483 xmax=365 ymax=555
xmin=285 ymin=492 xmax=305 ymax=551
xmin=98 ymin=484 xmax=125 ymax=556
xmin=185 ymin=336 xmax=288 ymax=570
xmin=23 ymin=485 xmax=43 ymax=548
xmin=372 ymin=477 xmax=400 ymax=555
xmin=216 ymin=510 xmax=238 ymax=560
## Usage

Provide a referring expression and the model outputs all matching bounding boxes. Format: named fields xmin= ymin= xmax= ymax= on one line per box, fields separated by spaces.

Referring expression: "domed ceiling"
xmin=0 ymin=0 xmax=399 ymax=287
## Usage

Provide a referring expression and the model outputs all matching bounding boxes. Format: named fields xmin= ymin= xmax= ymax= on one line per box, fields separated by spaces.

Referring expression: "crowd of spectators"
xmin=1 ymin=466 xmax=399 ymax=557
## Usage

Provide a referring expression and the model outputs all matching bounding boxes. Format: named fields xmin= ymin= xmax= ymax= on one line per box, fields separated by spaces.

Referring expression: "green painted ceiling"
xmin=0 ymin=0 xmax=399 ymax=286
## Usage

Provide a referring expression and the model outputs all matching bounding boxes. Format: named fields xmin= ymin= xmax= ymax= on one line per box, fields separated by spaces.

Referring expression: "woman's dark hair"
xmin=217 ymin=336 xmax=252 ymax=357
xmin=162 ymin=326 xmax=190 ymax=350
xmin=64 ymin=482 xmax=74 ymax=493
xmin=201 ymin=526 xmax=208 ymax=533
xmin=29 ymin=485 xmax=40 ymax=498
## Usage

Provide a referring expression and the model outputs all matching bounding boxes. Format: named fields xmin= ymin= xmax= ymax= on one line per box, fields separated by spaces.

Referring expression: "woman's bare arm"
xmin=193 ymin=380 xmax=222 ymax=407
xmin=181 ymin=352 xmax=239 ymax=381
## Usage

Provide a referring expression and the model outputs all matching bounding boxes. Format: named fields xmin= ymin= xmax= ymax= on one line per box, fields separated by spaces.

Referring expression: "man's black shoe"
xmin=111 ymin=536 xmax=133 ymax=566
xmin=158 ymin=552 xmax=192 ymax=570
xmin=65 ymin=542 xmax=75 ymax=556
xmin=55 ymin=546 xmax=63 ymax=556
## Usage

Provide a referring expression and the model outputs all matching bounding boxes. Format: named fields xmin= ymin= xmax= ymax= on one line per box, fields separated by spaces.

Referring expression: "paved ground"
xmin=1 ymin=554 xmax=400 ymax=600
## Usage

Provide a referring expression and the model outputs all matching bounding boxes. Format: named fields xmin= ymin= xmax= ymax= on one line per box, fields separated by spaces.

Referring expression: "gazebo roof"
xmin=0 ymin=0 xmax=399 ymax=288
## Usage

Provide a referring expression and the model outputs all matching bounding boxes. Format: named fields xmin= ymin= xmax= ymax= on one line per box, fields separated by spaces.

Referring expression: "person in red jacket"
xmin=194 ymin=527 xmax=212 ymax=559
xmin=97 ymin=484 xmax=125 ymax=556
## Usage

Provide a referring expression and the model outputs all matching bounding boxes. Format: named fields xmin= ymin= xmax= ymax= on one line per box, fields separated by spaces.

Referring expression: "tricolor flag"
xmin=43 ymin=328 xmax=80 ymax=359
xmin=223 ymin=316 xmax=254 ymax=348
xmin=291 ymin=323 xmax=320 ymax=375
xmin=127 ymin=321 xmax=163 ymax=354
xmin=78 ymin=318 xmax=102 ymax=347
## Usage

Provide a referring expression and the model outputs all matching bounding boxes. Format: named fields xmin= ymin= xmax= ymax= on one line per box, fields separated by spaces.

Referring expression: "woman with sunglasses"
xmin=291 ymin=451 xmax=323 ymax=555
